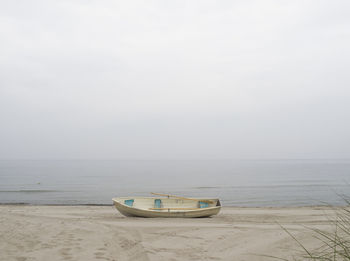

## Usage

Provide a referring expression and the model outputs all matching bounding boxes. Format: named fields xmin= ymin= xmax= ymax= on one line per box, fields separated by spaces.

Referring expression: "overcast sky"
xmin=0 ymin=0 xmax=350 ymax=160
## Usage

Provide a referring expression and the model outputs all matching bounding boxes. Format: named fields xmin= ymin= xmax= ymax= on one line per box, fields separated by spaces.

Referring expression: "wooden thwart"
xmin=151 ymin=192 xmax=215 ymax=204
xmin=149 ymin=207 xmax=202 ymax=210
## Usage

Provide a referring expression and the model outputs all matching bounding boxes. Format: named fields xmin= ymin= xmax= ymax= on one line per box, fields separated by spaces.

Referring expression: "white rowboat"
xmin=112 ymin=194 xmax=221 ymax=218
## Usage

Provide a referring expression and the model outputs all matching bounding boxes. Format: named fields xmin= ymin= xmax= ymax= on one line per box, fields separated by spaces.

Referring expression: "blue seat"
xmin=154 ymin=199 xmax=162 ymax=208
xmin=199 ymin=201 xmax=209 ymax=208
xmin=124 ymin=199 xmax=134 ymax=206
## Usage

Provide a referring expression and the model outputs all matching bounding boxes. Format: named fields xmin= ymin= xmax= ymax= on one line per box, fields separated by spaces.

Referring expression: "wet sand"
xmin=0 ymin=205 xmax=337 ymax=261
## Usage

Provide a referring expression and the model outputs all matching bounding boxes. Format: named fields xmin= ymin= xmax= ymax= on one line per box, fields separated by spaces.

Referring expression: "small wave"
xmin=191 ymin=184 xmax=336 ymax=190
xmin=0 ymin=190 xmax=60 ymax=193
xmin=192 ymin=186 xmax=222 ymax=189
xmin=0 ymin=202 xmax=29 ymax=205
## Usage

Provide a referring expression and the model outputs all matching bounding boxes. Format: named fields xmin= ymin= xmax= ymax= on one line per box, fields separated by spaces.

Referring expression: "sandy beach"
xmin=0 ymin=205 xmax=338 ymax=261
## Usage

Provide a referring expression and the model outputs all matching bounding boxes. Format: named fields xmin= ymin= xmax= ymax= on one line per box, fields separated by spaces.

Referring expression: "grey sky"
xmin=1 ymin=0 xmax=350 ymax=159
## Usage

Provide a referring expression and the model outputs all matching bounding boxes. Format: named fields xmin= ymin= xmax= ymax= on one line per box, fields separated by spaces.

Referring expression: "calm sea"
xmin=0 ymin=159 xmax=349 ymax=207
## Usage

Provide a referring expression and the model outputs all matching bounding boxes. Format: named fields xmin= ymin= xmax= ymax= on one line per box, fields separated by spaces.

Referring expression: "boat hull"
xmin=112 ymin=197 xmax=221 ymax=218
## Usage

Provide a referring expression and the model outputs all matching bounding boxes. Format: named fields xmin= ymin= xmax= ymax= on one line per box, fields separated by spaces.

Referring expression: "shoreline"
xmin=0 ymin=205 xmax=342 ymax=260
xmin=0 ymin=202 xmax=348 ymax=208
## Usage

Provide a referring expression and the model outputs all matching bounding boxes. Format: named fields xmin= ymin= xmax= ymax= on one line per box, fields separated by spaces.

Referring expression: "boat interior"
xmin=114 ymin=197 xmax=221 ymax=211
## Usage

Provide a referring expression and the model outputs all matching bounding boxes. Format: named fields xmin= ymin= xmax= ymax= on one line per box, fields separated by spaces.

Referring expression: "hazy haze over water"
xmin=0 ymin=1 xmax=349 ymax=206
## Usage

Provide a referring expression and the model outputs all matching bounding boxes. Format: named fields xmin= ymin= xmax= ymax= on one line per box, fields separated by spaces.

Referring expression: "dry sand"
xmin=0 ymin=205 xmax=338 ymax=261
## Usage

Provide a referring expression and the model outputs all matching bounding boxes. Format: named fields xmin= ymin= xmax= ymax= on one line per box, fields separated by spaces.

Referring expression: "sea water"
xmin=0 ymin=159 xmax=349 ymax=207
